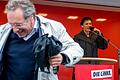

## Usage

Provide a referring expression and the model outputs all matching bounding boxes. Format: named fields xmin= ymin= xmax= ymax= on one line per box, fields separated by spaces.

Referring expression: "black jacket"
xmin=73 ymin=30 xmax=108 ymax=57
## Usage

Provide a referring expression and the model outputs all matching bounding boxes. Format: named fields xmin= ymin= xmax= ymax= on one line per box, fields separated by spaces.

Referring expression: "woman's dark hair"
xmin=80 ymin=16 xmax=92 ymax=25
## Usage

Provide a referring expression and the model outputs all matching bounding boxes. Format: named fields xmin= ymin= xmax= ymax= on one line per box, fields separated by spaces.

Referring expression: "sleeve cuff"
xmin=61 ymin=53 xmax=70 ymax=65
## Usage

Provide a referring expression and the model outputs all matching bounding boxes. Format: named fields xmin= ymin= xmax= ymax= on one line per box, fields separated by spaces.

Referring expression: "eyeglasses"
xmin=9 ymin=15 xmax=32 ymax=28
xmin=10 ymin=20 xmax=28 ymax=28
xmin=9 ymin=15 xmax=34 ymax=28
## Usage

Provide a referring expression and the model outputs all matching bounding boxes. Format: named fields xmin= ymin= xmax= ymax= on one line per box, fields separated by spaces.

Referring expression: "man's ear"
xmin=31 ymin=16 xmax=35 ymax=26
xmin=81 ymin=25 xmax=83 ymax=27
xmin=31 ymin=15 xmax=34 ymax=20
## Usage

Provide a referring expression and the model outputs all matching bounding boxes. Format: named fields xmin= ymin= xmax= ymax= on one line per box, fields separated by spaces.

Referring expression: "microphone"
xmin=89 ymin=26 xmax=94 ymax=31
xmin=89 ymin=26 xmax=99 ymax=34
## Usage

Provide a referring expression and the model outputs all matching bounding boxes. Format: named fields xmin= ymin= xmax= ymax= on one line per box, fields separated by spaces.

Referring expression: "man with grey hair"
xmin=0 ymin=0 xmax=83 ymax=80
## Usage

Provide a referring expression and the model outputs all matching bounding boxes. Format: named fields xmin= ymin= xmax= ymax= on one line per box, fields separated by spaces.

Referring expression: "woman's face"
xmin=82 ymin=20 xmax=92 ymax=32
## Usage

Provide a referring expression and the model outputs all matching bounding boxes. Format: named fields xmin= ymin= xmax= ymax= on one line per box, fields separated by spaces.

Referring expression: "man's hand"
xmin=49 ymin=53 xmax=63 ymax=67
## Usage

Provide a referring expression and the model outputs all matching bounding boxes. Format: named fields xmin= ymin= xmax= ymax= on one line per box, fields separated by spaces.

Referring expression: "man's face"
xmin=82 ymin=20 xmax=92 ymax=32
xmin=7 ymin=8 xmax=33 ymax=38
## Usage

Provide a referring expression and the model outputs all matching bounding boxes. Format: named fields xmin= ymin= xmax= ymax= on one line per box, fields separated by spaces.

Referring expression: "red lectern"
xmin=74 ymin=57 xmax=117 ymax=80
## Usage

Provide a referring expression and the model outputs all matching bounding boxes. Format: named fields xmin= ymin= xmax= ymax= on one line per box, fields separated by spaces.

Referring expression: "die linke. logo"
xmin=91 ymin=69 xmax=112 ymax=79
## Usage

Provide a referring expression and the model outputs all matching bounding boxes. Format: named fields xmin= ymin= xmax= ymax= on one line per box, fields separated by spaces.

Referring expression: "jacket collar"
xmin=36 ymin=15 xmax=50 ymax=24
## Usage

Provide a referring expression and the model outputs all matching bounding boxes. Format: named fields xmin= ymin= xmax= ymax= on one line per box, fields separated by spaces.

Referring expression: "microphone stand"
xmin=93 ymin=31 xmax=120 ymax=79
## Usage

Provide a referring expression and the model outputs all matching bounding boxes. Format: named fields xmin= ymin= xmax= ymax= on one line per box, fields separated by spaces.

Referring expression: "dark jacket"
xmin=73 ymin=30 xmax=108 ymax=57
